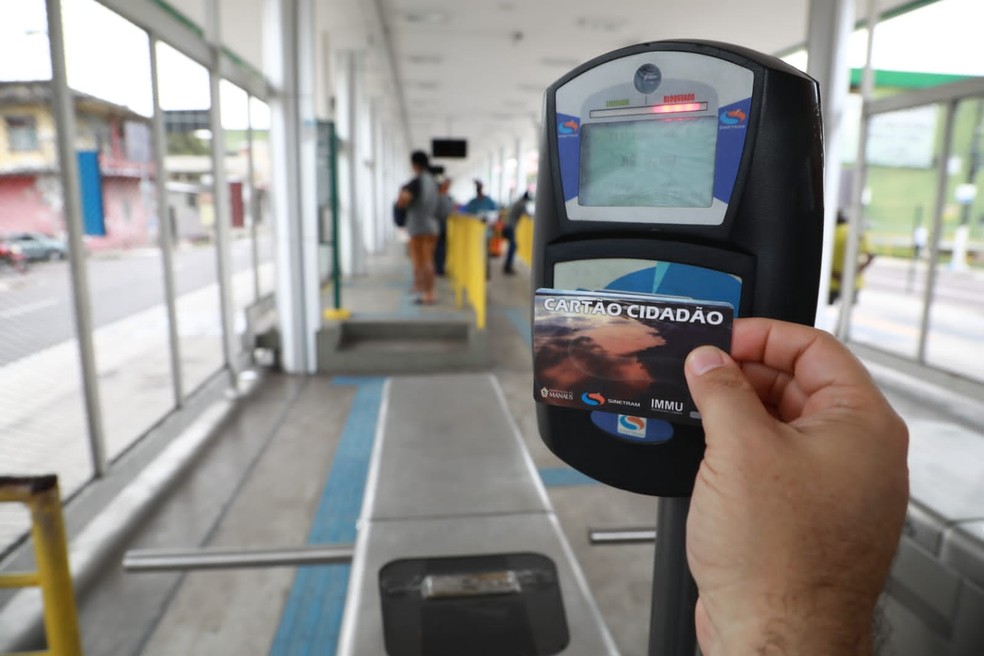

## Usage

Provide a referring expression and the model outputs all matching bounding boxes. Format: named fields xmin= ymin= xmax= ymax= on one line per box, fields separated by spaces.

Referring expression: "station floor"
xmin=41 ymin=240 xmax=984 ymax=655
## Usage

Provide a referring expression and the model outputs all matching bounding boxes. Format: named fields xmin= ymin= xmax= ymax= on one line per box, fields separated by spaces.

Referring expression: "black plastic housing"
xmin=533 ymin=40 xmax=824 ymax=497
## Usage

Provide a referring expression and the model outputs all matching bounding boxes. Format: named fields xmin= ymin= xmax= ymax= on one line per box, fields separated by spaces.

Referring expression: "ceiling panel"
xmin=316 ymin=0 xmax=923 ymax=171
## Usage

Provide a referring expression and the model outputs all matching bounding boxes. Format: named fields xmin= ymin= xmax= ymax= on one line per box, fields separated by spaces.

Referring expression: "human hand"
xmin=683 ymin=318 xmax=909 ymax=656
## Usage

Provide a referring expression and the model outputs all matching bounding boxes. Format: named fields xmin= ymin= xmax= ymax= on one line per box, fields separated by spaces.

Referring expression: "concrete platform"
xmin=12 ymin=240 xmax=981 ymax=656
xmin=318 ymin=314 xmax=489 ymax=374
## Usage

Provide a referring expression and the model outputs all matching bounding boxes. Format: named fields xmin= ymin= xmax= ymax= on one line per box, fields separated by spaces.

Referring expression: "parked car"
xmin=4 ymin=232 xmax=68 ymax=261
xmin=0 ymin=237 xmax=29 ymax=273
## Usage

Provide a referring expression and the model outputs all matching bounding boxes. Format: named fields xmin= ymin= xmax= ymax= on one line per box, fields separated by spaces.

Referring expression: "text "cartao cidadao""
xmin=543 ymin=298 xmax=726 ymax=325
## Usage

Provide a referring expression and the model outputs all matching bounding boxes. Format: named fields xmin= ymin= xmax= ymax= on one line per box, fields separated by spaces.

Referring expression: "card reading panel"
xmin=580 ymin=117 xmax=717 ymax=208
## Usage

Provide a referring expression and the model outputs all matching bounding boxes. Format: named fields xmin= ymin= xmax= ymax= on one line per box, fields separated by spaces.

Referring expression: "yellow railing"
xmin=446 ymin=214 xmax=487 ymax=329
xmin=0 ymin=476 xmax=82 ymax=656
xmin=516 ymin=214 xmax=534 ymax=268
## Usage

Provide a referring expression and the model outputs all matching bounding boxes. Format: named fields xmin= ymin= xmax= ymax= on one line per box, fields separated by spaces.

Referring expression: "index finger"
xmin=730 ymin=318 xmax=876 ymax=399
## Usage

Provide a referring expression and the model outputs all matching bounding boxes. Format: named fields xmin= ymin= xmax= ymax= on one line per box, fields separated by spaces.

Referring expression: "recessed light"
xmin=404 ymin=10 xmax=448 ymax=24
xmin=541 ymin=56 xmax=580 ymax=68
xmin=576 ymin=15 xmax=628 ymax=32
xmin=406 ymin=53 xmax=444 ymax=65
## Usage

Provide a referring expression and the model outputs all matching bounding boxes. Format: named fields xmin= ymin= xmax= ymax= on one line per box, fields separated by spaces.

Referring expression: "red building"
xmin=0 ymin=81 xmax=155 ymax=251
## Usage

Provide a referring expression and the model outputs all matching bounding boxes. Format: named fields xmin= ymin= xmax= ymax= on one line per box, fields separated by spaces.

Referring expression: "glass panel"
xmin=62 ymin=0 xmax=175 ymax=461
xmin=924 ymin=96 xmax=984 ymax=382
xmin=219 ymin=81 xmax=253 ymax=339
xmin=157 ymin=42 xmax=224 ymax=394
xmin=0 ymin=0 xmax=92 ymax=553
xmin=249 ymin=97 xmax=274 ymax=297
xmin=832 ymin=104 xmax=946 ymax=359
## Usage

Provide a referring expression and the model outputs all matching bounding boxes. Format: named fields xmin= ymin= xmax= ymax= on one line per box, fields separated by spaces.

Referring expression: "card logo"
xmin=719 ymin=108 xmax=747 ymax=125
xmin=581 ymin=392 xmax=606 ymax=406
xmin=617 ymin=415 xmax=647 ymax=438
xmin=557 ymin=119 xmax=579 ymax=135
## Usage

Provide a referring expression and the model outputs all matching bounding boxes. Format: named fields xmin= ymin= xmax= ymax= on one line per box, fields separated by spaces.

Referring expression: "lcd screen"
xmin=579 ymin=117 xmax=717 ymax=208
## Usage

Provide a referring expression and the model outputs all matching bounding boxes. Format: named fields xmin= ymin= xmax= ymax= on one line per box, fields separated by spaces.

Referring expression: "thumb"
xmin=685 ymin=345 xmax=776 ymax=444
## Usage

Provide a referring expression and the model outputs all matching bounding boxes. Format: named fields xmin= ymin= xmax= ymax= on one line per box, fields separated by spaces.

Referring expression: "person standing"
xmin=434 ymin=177 xmax=453 ymax=277
xmin=502 ymin=191 xmax=529 ymax=275
xmin=462 ymin=180 xmax=498 ymax=217
xmin=830 ymin=210 xmax=875 ymax=305
xmin=396 ymin=151 xmax=440 ymax=304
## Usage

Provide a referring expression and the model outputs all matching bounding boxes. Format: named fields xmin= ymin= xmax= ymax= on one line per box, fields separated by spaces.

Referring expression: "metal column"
xmin=345 ymin=50 xmax=368 ymax=276
xmin=149 ymin=36 xmax=185 ymax=407
xmin=806 ymin=0 xmax=855 ymax=320
xmin=648 ymin=497 xmax=698 ymax=656
xmin=917 ymin=101 xmax=957 ymax=363
xmin=265 ymin=0 xmax=317 ymax=373
xmin=515 ymin=135 xmax=528 ymax=196
xmin=204 ymin=1 xmax=239 ymax=386
xmin=45 ymin=0 xmax=107 ymax=476
xmin=836 ymin=0 xmax=880 ymax=340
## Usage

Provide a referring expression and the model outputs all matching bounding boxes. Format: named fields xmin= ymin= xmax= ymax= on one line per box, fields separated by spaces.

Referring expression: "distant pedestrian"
xmin=463 ymin=180 xmax=498 ymax=218
xmin=830 ymin=211 xmax=875 ymax=305
xmin=913 ymin=223 xmax=928 ymax=259
xmin=502 ymin=191 xmax=529 ymax=275
xmin=395 ymin=151 xmax=440 ymax=305
xmin=434 ymin=177 xmax=454 ymax=276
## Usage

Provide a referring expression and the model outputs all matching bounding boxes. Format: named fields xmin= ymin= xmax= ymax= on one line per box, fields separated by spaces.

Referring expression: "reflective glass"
xmin=0 ymin=0 xmax=92 ymax=553
xmin=219 ymin=81 xmax=253 ymax=342
xmin=924 ymin=96 xmax=984 ymax=381
xmin=249 ymin=97 xmax=274 ymax=297
xmin=156 ymin=42 xmax=224 ymax=394
xmin=836 ymin=104 xmax=946 ymax=359
xmin=62 ymin=0 xmax=175 ymax=460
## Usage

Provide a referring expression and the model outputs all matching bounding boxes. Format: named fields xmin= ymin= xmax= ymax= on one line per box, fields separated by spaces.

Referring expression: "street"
xmin=0 ymin=236 xmax=272 ymax=367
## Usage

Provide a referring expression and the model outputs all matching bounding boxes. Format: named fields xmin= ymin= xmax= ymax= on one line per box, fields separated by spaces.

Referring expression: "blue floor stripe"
xmin=538 ymin=466 xmax=600 ymax=487
xmin=269 ymin=377 xmax=385 ymax=656
xmin=503 ymin=306 xmax=531 ymax=347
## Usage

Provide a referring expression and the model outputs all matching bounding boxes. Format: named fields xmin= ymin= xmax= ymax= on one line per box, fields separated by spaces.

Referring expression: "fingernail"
xmin=688 ymin=346 xmax=725 ymax=376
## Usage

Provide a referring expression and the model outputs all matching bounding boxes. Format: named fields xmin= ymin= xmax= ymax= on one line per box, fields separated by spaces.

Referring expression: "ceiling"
xmin=200 ymin=0 xmax=921 ymax=175
xmin=347 ymin=0 xmax=918 ymax=174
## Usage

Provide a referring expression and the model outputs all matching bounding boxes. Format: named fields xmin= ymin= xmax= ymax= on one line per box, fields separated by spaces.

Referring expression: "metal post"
xmin=346 ymin=50 xmax=367 ymax=276
xmin=917 ymin=100 xmax=957 ymax=363
xmin=247 ymin=96 xmax=261 ymax=302
xmin=836 ymin=0 xmax=879 ymax=340
xmin=205 ymin=5 xmax=240 ymax=389
xmin=330 ymin=121 xmax=343 ymax=311
xmin=515 ymin=134 xmax=527 ymax=197
xmin=45 ymin=0 xmax=107 ymax=476
xmin=149 ymin=36 xmax=185 ymax=408
xmin=648 ymin=496 xmax=697 ymax=656
xmin=806 ymin=0 xmax=855 ymax=318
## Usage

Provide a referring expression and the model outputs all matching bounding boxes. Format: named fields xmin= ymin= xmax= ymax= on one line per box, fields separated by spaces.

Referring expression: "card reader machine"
xmin=533 ymin=40 xmax=824 ymax=497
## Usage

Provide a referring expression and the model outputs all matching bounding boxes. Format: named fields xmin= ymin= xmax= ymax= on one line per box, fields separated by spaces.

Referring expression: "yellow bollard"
xmin=516 ymin=214 xmax=534 ymax=268
xmin=445 ymin=214 xmax=487 ymax=329
xmin=0 ymin=476 xmax=82 ymax=656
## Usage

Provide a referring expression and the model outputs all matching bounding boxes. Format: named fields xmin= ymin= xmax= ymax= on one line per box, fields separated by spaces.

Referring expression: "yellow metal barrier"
xmin=516 ymin=214 xmax=534 ymax=268
xmin=446 ymin=214 xmax=487 ymax=329
xmin=0 ymin=476 xmax=82 ymax=656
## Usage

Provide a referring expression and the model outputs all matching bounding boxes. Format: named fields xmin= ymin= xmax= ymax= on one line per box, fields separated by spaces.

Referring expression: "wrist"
xmin=704 ymin=589 xmax=877 ymax=656
xmin=719 ymin=616 xmax=873 ymax=656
